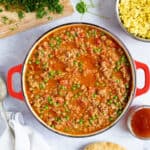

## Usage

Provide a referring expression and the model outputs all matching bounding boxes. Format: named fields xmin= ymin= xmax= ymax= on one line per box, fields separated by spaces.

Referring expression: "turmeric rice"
xmin=119 ymin=0 xmax=150 ymax=39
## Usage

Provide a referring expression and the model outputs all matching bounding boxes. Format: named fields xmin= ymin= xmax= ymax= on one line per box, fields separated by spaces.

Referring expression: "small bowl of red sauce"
xmin=128 ymin=105 xmax=150 ymax=140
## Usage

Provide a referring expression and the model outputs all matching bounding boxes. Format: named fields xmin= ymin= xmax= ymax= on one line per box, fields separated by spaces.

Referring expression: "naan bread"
xmin=84 ymin=142 xmax=126 ymax=150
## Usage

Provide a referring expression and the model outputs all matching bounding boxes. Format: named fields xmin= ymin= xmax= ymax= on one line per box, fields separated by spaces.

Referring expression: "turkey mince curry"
xmin=24 ymin=24 xmax=132 ymax=136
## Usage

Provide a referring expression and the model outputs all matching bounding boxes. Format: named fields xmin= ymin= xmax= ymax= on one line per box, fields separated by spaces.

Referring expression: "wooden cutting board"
xmin=0 ymin=0 xmax=74 ymax=38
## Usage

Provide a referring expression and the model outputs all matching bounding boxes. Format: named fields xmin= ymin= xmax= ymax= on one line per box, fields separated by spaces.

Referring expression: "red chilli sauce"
xmin=131 ymin=108 xmax=150 ymax=138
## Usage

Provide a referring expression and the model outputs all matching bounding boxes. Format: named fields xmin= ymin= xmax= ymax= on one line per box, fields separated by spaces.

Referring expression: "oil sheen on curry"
xmin=24 ymin=24 xmax=132 ymax=135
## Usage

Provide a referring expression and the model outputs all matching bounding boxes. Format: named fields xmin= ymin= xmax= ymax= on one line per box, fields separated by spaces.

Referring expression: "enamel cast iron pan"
xmin=7 ymin=23 xmax=150 ymax=137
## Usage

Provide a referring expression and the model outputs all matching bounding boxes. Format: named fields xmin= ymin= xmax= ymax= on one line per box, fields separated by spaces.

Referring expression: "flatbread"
xmin=84 ymin=142 xmax=126 ymax=150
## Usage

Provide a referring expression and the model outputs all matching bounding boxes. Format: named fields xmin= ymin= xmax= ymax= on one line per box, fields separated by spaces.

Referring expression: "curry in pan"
xmin=24 ymin=24 xmax=132 ymax=135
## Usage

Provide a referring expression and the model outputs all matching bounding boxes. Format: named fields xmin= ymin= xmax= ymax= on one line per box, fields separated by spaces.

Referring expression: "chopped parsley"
xmin=0 ymin=8 xmax=3 ymax=12
xmin=76 ymin=0 xmax=109 ymax=19
xmin=18 ymin=11 xmax=24 ymax=19
xmin=0 ymin=0 xmax=64 ymax=19
xmin=76 ymin=0 xmax=88 ymax=14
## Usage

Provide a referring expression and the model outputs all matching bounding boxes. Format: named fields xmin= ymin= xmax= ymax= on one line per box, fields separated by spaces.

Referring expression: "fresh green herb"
xmin=47 ymin=16 xmax=52 ymax=20
xmin=1 ymin=16 xmax=11 ymax=24
xmin=76 ymin=0 xmax=88 ymax=14
xmin=5 ymin=4 xmax=10 ymax=11
xmin=76 ymin=0 xmax=109 ymax=19
xmin=0 ymin=0 xmax=64 ymax=19
xmin=18 ymin=11 xmax=24 ymax=19
xmin=36 ymin=7 xmax=47 ymax=18
xmin=9 ymin=27 xmax=16 ymax=31
xmin=0 ymin=8 xmax=3 ymax=12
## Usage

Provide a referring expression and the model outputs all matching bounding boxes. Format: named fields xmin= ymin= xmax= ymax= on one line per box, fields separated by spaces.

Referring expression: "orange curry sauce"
xmin=24 ymin=24 xmax=132 ymax=135
xmin=131 ymin=108 xmax=150 ymax=138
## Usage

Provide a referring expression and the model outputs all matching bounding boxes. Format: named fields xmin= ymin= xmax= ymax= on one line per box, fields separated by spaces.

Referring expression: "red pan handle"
xmin=7 ymin=61 xmax=150 ymax=100
xmin=135 ymin=61 xmax=150 ymax=97
xmin=7 ymin=64 xmax=24 ymax=101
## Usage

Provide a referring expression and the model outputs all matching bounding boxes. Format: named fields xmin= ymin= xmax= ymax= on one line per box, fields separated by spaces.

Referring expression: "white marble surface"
xmin=0 ymin=0 xmax=150 ymax=149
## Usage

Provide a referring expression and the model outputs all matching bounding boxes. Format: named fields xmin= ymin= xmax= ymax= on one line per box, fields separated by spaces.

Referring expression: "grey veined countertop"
xmin=0 ymin=0 xmax=150 ymax=149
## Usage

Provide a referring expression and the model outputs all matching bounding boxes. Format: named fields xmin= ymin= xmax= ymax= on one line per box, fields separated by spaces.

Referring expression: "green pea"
xmin=93 ymin=48 xmax=102 ymax=53
xmin=71 ymin=83 xmax=80 ymax=91
xmin=44 ymin=105 xmax=49 ymax=110
xmin=113 ymin=95 xmax=118 ymax=100
xmin=107 ymin=99 xmax=113 ymax=105
xmin=35 ymin=59 xmax=40 ymax=65
xmin=39 ymin=83 xmax=45 ymax=89
xmin=92 ymin=93 xmax=97 ymax=98
xmin=55 ymin=117 xmax=62 ymax=122
xmin=78 ymin=118 xmax=84 ymax=125
xmin=117 ymin=109 xmax=123 ymax=116
xmin=47 ymin=96 xmax=53 ymax=105
xmin=109 ymin=117 xmax=114 ymax=122
xmin=65 ymin=116 xmax=69 ymax=121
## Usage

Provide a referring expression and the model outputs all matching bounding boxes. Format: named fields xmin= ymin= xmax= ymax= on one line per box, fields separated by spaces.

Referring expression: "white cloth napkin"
xmin=0 ymin=112 xmax=50 ymax=150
